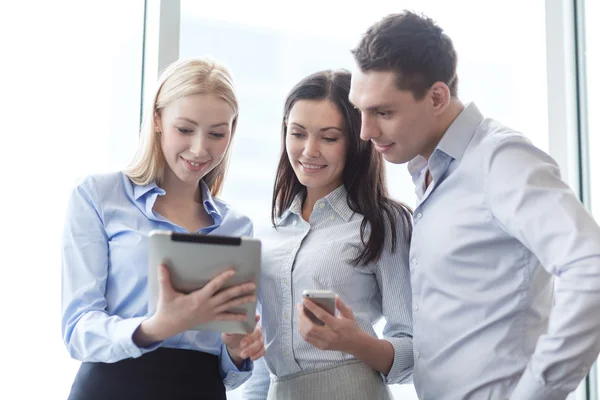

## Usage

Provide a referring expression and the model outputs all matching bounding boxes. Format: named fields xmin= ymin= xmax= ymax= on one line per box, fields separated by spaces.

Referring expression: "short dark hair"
xmin=272 ymin=69 xmax=412 ymax=266
xmin=352 ymin=11 xmax=458 ymax=99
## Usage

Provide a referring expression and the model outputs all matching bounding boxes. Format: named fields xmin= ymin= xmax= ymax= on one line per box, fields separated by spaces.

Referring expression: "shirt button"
xmin=292 ymin=220 xmax=297 ymax=226
xmin=411 ymin=258 xmax=418 ymax=265
xmin=416 ymin=212 xmax=422 ymax=219
xmin=413 ymin=304 xmax=419 ymax=312
xmin=319 ymin=203 xmax=325 ymax=209
xmin=283 ymin=278 xmax=289 ymax=285
xmin=232 ymin=373 xmax=239 ymax=377
xmin=416 ymin=351 xmax=421 ymax=359
xmin=329 ymin=216 xmax=335 ymax=221
xmin=284 ymin=313 xmax=289 ymax=320
xmin=283 ymin=350 xmax=290 ymax=356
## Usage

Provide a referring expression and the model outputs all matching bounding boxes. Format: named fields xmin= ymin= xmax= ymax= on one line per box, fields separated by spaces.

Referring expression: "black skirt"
xmin=68 ymin=348 xmax=226 ymax=400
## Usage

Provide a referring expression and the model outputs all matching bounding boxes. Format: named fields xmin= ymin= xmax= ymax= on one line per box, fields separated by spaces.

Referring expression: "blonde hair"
xmin=124 ymin=57 xmax=239 ymax=197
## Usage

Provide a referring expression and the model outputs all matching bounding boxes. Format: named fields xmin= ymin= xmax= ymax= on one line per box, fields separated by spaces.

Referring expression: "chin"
xmin=383 ymin=148 xmax=418 ymax=164
xmin=382 ymin=154 xmax=404 ymax=164
xmin=175 ymin=169 xmax=202 ymax=184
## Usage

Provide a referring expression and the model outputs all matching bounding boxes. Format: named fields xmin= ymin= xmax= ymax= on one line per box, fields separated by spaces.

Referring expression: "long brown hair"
xmin=272 ymin=70 xmax=412 ymax=266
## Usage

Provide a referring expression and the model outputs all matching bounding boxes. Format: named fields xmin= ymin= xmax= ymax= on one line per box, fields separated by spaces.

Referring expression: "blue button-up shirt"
xmin=61 ymin=171 xmax=254 ymax=390
xmin=408 ymin=103 xmax=600 ymax=400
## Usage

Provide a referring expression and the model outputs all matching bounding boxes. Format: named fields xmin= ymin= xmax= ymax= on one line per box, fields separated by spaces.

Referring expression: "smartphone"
xmin=302 ymin=289 xmax=336 ymax=326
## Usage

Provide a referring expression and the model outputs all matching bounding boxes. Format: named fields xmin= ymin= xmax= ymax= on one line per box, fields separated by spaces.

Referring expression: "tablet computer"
xmin=147 ymin=230 xmax=261 ymax=334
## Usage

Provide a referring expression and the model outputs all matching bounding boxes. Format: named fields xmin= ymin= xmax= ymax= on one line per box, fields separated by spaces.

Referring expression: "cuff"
xmin=381 ymin=337 xmax=414 ymax=384
xmin=219 ymin=343 xmax=253 ymax=390
xmin=510 ymin=366 xmax=571 ymax=400
xmin=118 ymin=316 xmax=162 ymax=358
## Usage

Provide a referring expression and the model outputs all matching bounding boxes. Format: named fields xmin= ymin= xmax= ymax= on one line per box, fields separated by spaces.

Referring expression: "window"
xmin=582 ymin=0 xmax=600 ymax=395
xmin=0 ymin=2 xmax=145 ymax=398
xmin=180 ymin=1 xmax=548 ymax=399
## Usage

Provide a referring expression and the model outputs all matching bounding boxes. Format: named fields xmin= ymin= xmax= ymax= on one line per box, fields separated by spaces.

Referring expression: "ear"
xmin=153 ymin=112 xmax=162 ymax=134
xmin=428 ymin=82 xmax=451 ymax=116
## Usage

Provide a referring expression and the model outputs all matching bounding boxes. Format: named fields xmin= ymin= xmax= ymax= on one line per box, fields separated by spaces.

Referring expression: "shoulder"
xmin=476 ymin=122 xmax=558 ymax=174
xmin=69 ymin=171 xmax=131 ymax=208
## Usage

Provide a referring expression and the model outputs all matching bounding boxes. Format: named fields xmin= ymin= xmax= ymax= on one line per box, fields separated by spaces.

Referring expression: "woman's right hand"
xmin=134 ymin=264 xmax=256 ymax=346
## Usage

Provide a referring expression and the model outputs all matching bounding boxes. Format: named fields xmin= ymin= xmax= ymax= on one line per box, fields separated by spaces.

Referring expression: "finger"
xmin=222 ymin=333 xmax=242 ymax=340
xmin=157 ymin=264 xmax=175 ymax=299
xmin=210 ymin=282 xmax=256 ymax=306
xmin=202 ymin=268 xmax=236 ymax=296
xmin=250 ymin=347 xmax=265 ymax=361
xmin=255 ymin=314 xmax=261 ymax=323
xmin=240 ymin=339 xmax=264 ymax=359
xmin=296 ymin=304 xmax=316 ymax=329
xmin=240 ymin=325 xmax=262 ymax=348
xmin=296 ymin=304 xmax=327 ymax=338
xmin=296 ymin=303 xmax=310 ymax=326
xmin=214 ymin=294 xmax=256 ymax=314
xmin=303 ymin=299 xmax=336 ymax=326
xmin=335 ymin=296 xmax=353 ymax=318
xmin=213 ymin=312 xmax=248 ymax=322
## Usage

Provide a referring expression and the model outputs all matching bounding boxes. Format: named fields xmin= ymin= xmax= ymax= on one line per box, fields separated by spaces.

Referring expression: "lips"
xmin=373 ymin=142 xmax=394 ymax=153
xmin=298 ymin=161 xmax=327 ymax=174
xmin=299 ymin=161 xmax=326 ymax=170
xmin=181 ymin=156 xmax=209 ymax=172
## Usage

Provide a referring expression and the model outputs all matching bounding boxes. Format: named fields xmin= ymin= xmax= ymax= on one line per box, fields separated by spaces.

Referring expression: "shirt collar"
xmin=200 ymin=180 xmax=223 ymax=221
xmin=132 ymin=179 xmax=222 ymax=220
xmin=277 ymin=194 xmax=303 ymax=223
xmin=436 ymin=102 xmax=484 ymax=161
xmin=322 ymin=185 xmax=354 ymax=222
xmin=278 ymin=185 xmax=354 ymax=224
xmin=407 ymin=102 xmax=484 ymax=179
xmin=133 ymin=180 xmax=164 ymax=200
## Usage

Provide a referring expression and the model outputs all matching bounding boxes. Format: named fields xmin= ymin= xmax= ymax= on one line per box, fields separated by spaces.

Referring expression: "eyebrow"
xmin=176 ymin=117 xmax=229 ymax=129
xmin=365 ymin=104 xmax=393 ymax=112
xmin=290 ymin=122 xmax=343 ymax=132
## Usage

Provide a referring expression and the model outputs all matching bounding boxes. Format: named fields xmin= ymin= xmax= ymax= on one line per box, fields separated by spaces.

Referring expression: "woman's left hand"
xmin=223 ymin=314 xmax=265 ymax=367
xmin=298 ymin=296 xmax=365 ymax=353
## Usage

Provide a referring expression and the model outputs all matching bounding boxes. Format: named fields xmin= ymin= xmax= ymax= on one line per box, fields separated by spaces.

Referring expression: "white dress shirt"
xmin=408 ymin=103 xmax=600 ymax=400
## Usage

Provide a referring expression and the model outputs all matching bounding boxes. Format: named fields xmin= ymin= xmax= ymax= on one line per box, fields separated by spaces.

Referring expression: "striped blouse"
xmin=244 ymin=185 xmax=413 ymax=399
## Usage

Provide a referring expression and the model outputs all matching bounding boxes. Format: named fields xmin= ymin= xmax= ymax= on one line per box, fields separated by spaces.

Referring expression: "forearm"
xmin=512 ymin=267 xmax=600 ymax=399
xmin=132 ymin=317 xmax=167 ymax=347
xmin=347 ymin=331 xmax=394 ymax=375
xmin=225 ymin=345 xmax=246 ymax=369
xmin=64 ymin=312 xmax=155 ymax=362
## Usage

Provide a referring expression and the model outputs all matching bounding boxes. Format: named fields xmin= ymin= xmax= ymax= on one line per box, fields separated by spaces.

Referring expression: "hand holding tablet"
xmin=146 ymin=230 xmax=262 ymax=335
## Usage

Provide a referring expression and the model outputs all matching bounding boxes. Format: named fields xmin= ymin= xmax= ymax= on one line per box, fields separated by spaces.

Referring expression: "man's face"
xmin=349 ymin=68 xmax=437 ymax=164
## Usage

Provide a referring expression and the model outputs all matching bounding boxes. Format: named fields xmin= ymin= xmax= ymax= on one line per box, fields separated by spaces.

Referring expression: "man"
xmin=349 ymin=11 xmax=600 ymax=400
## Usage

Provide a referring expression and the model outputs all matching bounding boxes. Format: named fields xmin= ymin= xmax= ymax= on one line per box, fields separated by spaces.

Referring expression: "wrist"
xmin=344 ymin=328 xmax=370 ymax=356
xmin=226 ymin=345 xmax=246 ymax=369
xmin=134 ymin=316 xmax=166 ymax=347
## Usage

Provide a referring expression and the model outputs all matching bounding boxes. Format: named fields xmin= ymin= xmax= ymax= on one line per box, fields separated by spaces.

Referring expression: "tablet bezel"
xmin=147 ymin=230 xmax=261 ymax=334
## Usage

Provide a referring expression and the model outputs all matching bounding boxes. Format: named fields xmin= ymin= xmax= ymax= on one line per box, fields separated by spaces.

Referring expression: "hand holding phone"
xmin=299 ymin=291 xmax=364 ymax=352
xmin=302 ymin=289 xmax=336 ymax=326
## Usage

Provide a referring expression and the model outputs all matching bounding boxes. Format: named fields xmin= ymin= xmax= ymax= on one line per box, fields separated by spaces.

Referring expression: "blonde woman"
xmin=61 ymin=58 xmax=264 ymax=400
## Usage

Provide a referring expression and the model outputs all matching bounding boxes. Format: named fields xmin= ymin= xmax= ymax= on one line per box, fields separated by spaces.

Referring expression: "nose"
xmin=303 ymin=136 xmax=320 ymax=158
xmin=359 ymin=113 xmax=380 ymax=142
xmin=189 ymin=133 xmax=209 ymax=157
